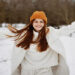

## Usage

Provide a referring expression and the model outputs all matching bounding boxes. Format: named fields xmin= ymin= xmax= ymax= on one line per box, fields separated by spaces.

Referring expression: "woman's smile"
xmin=33 ymin=19 xmax=44 ymax=32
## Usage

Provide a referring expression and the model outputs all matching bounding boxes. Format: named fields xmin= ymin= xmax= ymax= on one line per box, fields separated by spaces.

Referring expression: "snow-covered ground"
xmin=0 ymin=23 xmax=26 ymax=75
xmin=60 ymin=36 xmax=75 ymax=75
xmin=0 ymin=22 xmax=75 ymax=75
xmin=0 ymin=38 xmax=14 ymax=75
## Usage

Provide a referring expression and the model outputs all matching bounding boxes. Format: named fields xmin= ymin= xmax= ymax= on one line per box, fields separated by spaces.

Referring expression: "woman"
xmin=7 ymin=11 xmax=71 ymax=75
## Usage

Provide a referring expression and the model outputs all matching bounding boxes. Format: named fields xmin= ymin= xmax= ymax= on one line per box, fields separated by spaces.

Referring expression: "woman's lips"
xmin=36 ymin=26 xmax=42 ymax=28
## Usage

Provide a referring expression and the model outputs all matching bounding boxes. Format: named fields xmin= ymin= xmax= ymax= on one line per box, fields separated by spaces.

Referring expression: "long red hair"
xmin=8 ymin=20 xmax=49 ymax=52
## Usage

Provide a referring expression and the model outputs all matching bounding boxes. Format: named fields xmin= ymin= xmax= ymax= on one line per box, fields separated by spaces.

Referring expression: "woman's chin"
xmin=34 ymin=28 xmax=42 ymax=32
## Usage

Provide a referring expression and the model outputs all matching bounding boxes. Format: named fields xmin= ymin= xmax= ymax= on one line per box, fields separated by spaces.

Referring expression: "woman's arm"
xmin=49 ymin=24 xmax=75 ymax=37
xmin=11 ymin=42 xmax=26 ymax=75
xmin=12 ymin=64 xmax=21 ymax=75
xmin=52 ymin=54 xmax=70 ymax=75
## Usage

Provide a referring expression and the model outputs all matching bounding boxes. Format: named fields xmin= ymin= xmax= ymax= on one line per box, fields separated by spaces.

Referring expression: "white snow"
xmin=59 ymin=36 xmax=75 ymax=75
xmin=0 ymin=38 xmax=14 ymax=75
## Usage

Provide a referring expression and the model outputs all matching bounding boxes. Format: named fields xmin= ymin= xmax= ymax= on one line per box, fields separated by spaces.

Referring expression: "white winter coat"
xmin=10 ymin=25 xmax=75 ymax=75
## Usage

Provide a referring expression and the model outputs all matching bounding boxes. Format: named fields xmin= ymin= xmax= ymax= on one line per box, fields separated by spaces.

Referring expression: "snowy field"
xmin=0 ymin=22 xmax=75 ymax=75
xmin=60 ymin=37 xmax=75 ymax=75
xmin=0 ymin=38 xmax=14 ymax=75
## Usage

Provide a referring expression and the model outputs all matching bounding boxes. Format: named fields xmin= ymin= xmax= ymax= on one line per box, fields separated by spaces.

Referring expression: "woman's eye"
xmin=34 ymin=21 xmax=44 ymax=23
xmin=40 ymin=21 xmax=44 ymax=23
xmin=35 ymin=21 xmax=38 ymax=23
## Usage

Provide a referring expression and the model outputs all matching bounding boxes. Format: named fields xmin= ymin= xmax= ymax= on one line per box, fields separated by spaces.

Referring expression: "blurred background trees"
xmin=0 ymin=0 xmax=75 ymax=26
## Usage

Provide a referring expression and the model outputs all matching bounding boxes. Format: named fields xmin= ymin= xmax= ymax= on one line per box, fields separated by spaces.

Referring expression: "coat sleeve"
xmin=11 ymin=43 xmax=26 ymax=75
xmin=12 ymin=64 xmax=21 ymax=75
xmin=47 ymin=26 xmax=70 ymax=75
xmin=48 ymin=24 xmax=75 ymax=37
xmin=51 ymin=54 xmax=70 ymax=75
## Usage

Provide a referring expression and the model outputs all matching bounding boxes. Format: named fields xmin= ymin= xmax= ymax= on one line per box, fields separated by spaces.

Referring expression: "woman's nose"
xmin=37 ymin=22 xmax=41 ymax=25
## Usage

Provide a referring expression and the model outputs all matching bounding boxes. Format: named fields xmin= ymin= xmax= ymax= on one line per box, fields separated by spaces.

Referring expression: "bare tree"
xmin=0 ymin=0 xmax=8 ymax=23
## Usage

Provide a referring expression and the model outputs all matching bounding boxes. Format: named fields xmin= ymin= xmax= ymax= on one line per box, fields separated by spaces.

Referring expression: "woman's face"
xmin=33 ymin=19 xmax=44 ymax=32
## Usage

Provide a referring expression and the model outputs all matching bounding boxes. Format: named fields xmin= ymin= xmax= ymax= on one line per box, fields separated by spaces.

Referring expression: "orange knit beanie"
xmin=30 ymin=11 xmax=47 ymax=24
